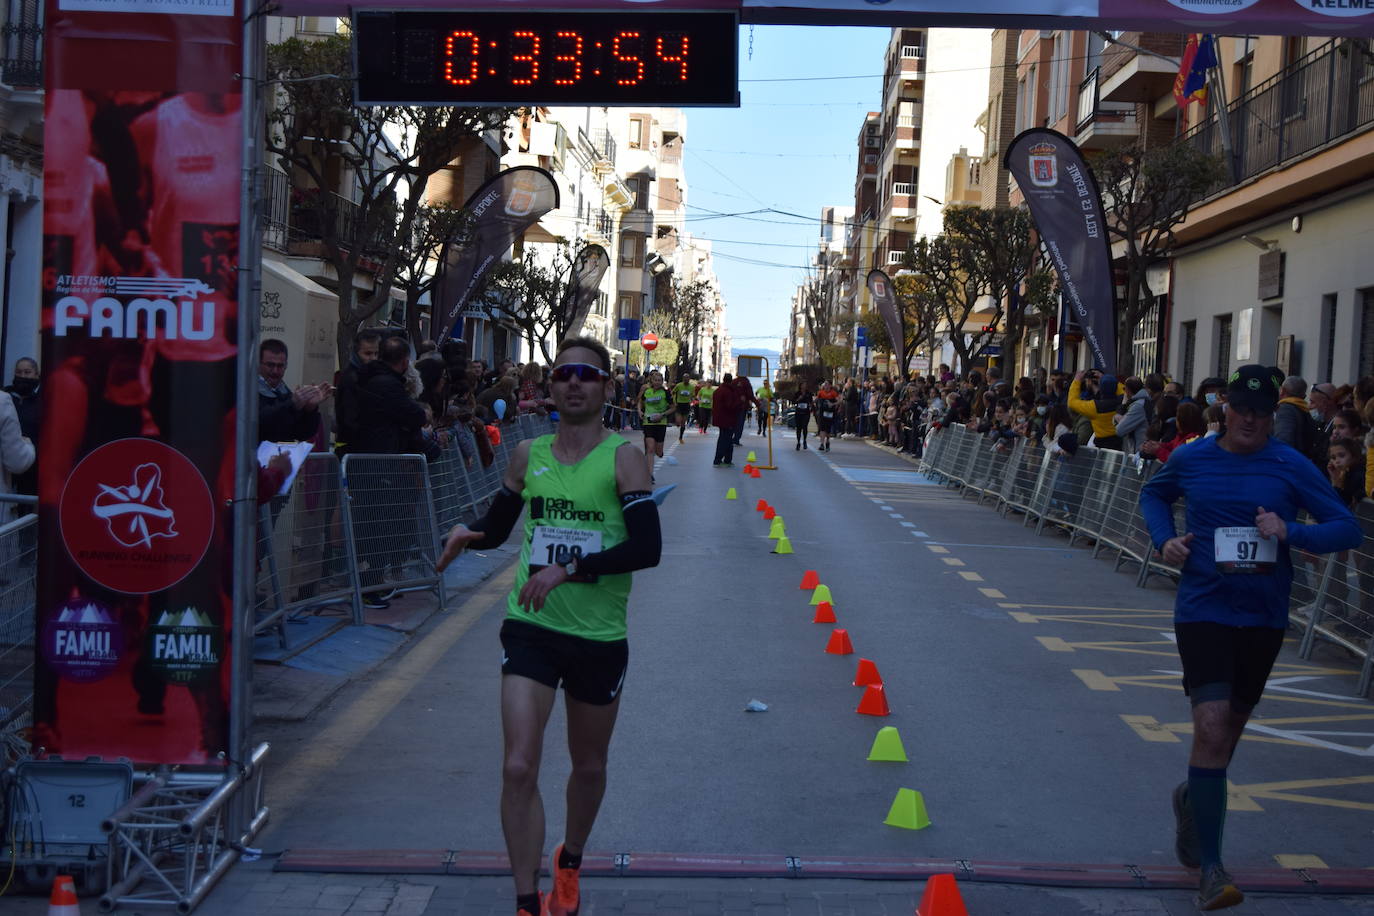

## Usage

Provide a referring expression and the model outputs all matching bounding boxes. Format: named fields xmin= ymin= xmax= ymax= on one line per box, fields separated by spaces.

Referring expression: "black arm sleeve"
xmin=577 ymin=491 xmax=662 ymax=577
xmin=467 ymin=485 xmax=524 ymax=550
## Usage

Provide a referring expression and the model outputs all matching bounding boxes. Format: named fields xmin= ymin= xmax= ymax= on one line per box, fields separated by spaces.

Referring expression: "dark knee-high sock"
xmin=1189 ymin=765 xmax=1228 ymax=868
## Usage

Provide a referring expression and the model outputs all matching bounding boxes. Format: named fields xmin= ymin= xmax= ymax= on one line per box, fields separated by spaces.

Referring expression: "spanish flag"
xmin=1174 ymin=34 xmax=1217 ymax=130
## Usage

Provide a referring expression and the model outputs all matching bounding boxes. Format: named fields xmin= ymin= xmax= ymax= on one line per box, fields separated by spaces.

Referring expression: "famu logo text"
xmin=530 ymin=495 xmax=605 ymax=523
xmin=147 ymin=606 xmax=221 ymax=683
xmin=54 ymin=276 xmax=216 ymax=340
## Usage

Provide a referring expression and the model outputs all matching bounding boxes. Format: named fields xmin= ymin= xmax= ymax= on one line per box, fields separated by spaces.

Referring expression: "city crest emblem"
xmin=1028 ymin=141 xmax=1058 ymax=188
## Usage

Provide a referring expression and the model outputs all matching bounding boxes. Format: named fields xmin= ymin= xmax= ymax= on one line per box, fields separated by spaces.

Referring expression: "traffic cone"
xmin=768 ymin=517 xmax=785 ymax=539
xmin=867 ymin=726 xmax=908 ymax=762
xmin=756 ymin=499 xmax=769 ymax=512
xmin=763 ymin=506 xmax=776 ymax=520
xmin=812 ymin=601 xmax=836 ymax=623
xmin=825 ymin=628 xmax=854 ymax=655
xmin=48 ymin=875 xmax=80 ymax=915
xmin=772 ymin=536 xmax=793 ymax=555
xmin=743 ymin=463 xmax=754 ymax=474
xmin=857 ymin=683 xmax=890 ymax=716
xmin=799 ymin=570 xmax=819 ymax=589
xmin=883 ymin=788 xmax=931 ymax=830
xmin=852 ymin=658 xmax=882 ymax=687
xmin=746 ymin=450 xmax=758 ymax=462
xmin=915 ymin=874 xmax=967 ymax=914
xmin=809 ymin=584 xmax=832 ymax=606
xmin=725 ymin=487 xmax=737 ymax=500
xmin=751 ymin=467 xmax=762 ymax=478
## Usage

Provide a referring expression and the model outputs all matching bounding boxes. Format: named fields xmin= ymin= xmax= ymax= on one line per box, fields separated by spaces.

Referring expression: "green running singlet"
xmin=698 ymin=386 xmax=715 ymax=408
xmin=672 ymin=382 xmax=693 ymax=404
xmin=642 ymin=387 xmax=669 ymax=424
xmin=508 ymin=434 xmax=633 ymax=641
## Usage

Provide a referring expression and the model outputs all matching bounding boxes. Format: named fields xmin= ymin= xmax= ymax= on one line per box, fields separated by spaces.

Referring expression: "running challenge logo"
xmin=52 ymin=276 xmax=216 ymax=341
xmin=60 ymin=438 xmax=215 ymax=594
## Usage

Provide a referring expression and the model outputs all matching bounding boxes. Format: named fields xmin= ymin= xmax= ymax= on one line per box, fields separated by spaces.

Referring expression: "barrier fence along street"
xmin=922 ymin=424 xmax=1374 ymax=697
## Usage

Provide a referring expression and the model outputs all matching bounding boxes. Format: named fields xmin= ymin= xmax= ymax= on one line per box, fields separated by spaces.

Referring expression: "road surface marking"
xmin=900 ymin=522 xmax=916 ymax=528
xmin=927 ymin=546 xmax=949 ymax=554
xmin=1274 ymin=855 xmax=1328 ymax=869
xmin=1121 ymin=714 xmax=1178 ymax=741
xmin=1076 ymin=670 xmax=1122 ymax=691
xmin=979 ymin=587 xmax=1006 ymax=598
xmin=1230 ymin=775 xmax=1374 ymax=810
xmin=910 ymin=531 xmax=929 ymax=538
xmin=942 ymin=558 xmax=965 ymax=567
xmin=958 ymin=571 xmax=984 ymax=581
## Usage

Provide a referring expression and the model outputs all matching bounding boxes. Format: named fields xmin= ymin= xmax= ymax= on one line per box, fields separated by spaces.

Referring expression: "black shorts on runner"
xmin=816 ymin=417 xmax=834 ymax=434
xmin=643 ymin=424 xmax=667 ymax=442
xmin=675 ymin=404 xmax=692 ymax=421
xmin=1174 ymin=620 xmax=1285 ymax=710
xmin=500 ymin=618 xmax=628 ymax=705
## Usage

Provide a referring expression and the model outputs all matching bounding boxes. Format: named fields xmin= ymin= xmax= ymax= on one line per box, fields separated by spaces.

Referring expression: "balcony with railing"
xmin=1180 ymin=38 xmax=1374 ymax=203
xmin=1099 ymin=32 xmax=1184 ymax=104
xmin=1074 ymin=67 xmax=1140 ymax=151
xmin=263 ymin=170 xmax=396 ymax=263
xmin=0 ymin=20 xmax=41 ymax=88
xmin=586 ymin=127 xmax=616 ymax=172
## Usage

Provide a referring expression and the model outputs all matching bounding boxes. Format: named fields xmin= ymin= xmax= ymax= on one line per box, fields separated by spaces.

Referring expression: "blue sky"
xmin=684 ymin=26 xmax=889 ymax=354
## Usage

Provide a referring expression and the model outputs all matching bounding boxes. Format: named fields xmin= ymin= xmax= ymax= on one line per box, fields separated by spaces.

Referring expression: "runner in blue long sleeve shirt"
xmin=1138 ymin=365 xmax=1361 ymax=911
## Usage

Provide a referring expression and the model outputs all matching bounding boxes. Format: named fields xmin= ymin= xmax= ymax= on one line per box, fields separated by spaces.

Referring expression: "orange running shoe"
xmin=545 ymin=844 xmax=580 ymax=916
xmin=516 ymin=891 xmax=543 ymax=916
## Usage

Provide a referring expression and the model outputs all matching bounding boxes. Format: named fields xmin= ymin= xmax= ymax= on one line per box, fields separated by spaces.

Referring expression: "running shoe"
xmin=362 ymin=595 xmax=390 ymax=610
xmin=546 ymin=845 xmax=580 ymax=916
xmin=1172 ymin=781 xmax=1201 ymax=869
xmin=795 ymin=443 xmax=800 ymax=450
xmin=516 ymin=892 xmax=544 ymax=916
xmin=1196 ymin=864 xmax=1243 ymax=910
xmin=803 ymin=442 xmax=808 ymax=449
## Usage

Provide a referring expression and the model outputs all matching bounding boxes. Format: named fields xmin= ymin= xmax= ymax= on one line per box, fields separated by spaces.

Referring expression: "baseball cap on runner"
xmin=1225 ymin=364 xmax=1284 ymax=414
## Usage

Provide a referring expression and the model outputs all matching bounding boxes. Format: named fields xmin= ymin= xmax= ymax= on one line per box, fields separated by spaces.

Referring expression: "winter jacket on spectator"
xmin=1114 ymin=387 xmax=1152 ymax=454
xmin=333 ymin=356 xmax=366 ymax=453
xmin=0 ymin=393 xmax=32 ymax=515
xmin=1067 ymin=377 xmax=1124 ymax=441
xmin=259 ymin=379 xmax=322 ymax=443
xmin=1274 ymin=396 xmax=1321 ymax=468
xmin=712 ymin=380 xmax=742 ymax=429
xmin=353 ymin=359 xmax=427 ymax=454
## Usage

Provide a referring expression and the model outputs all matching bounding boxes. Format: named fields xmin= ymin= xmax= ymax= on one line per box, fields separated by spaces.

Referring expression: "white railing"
xmin=893 ymin=182 xmax=916 ymax=196
xmin=901 ymin=45 xmax=923 ymax=59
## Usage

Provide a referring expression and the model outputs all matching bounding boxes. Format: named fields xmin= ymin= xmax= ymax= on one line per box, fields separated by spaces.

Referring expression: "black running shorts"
xmin=1174 ymin=620 xmax=1285 ymax=710
xmin=816 ymin=416 xmax=834 ymax=434
xmin=675 ymin=404 xmax=692 ymax=421
xmin=500 ymin=618 xmax=629 ymax=705
xmin=643 ymin=424 xmax=667 ymax=442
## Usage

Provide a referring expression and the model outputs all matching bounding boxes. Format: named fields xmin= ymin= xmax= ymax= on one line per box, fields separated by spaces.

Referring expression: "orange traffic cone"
xmin=763 ymin=506 xmax=776 ymax=520
xmin=915 ymin=873 xmax=968 ymax=915
xmin=853 ymin=658 xmax=882 ymax=687
xmin=751 ymin=467 xmax=762 ymax=478
xmin=825 ymin=628 xmax=854 ymax=655
xmin=812 ymin=601 xmax=837 ymax=624
xmin=756 ymin=499 xmax=768 ymax=512
xmin=48 ymin=875 xmax=80 ymax=916
xmin=856 ymin=683 xmax=890 ymax=716
xmin=743 ymin=463 xmax=754 ymax=474
xmin=799 ymin=570 xmax=819 ymax=589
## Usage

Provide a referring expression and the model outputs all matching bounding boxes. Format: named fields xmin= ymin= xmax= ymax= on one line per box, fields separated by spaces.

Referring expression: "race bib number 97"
xmin=1214 ymin=526 xmax=1278 ymax=574
xmin=530 ymin=525 xmax=602 ymax=583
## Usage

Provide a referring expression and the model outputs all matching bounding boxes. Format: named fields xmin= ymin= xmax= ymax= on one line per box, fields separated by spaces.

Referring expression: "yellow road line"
xmin=942 ymin=557 xmax=966 ymax=567
xmin=927 ymin=545 xmax=950 ymax=555
xmin=998 ymin=603 xmax=1176 ymax=613
xmin=979 ymin=587 xmax=1006 ymax=599
xmin=1075 ymin=669 xmax=1122 ymax=691
xmin=1274 ymin=855 xmax=1328 ymax=869
xmin=1034 ymin=636 xmax=1178 ymax=658
xmin=1121 ymin=714 xmax=1180 ymax=742
xmin=958 ymin=571 xmax=984 ymax=581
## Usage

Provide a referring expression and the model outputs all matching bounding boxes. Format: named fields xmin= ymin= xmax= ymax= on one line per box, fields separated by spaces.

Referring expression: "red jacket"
xmin=712 ymin=381 xmax=742 ymax=428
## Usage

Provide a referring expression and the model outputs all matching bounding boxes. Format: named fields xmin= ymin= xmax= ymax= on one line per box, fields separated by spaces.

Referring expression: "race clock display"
xmin=353 ymin=10 xmax=739 ymax=107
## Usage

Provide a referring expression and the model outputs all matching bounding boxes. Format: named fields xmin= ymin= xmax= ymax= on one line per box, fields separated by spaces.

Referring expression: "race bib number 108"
xmin=530 ymin=525 xmax=602 ymax=583
xmin=1214 ymin=526 xmax=1278 ymax=574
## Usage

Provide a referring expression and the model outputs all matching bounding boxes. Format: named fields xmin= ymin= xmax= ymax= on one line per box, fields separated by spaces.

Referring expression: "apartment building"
xmin=0 ymin=0 xmax=43 ymax=377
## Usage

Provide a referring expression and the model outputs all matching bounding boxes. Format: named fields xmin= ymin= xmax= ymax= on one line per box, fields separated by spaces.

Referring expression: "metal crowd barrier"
xmin=918 ymin=426 xmax=1374 ymax=696
xmin=253 ymin=415 xmax=555 ymax=645
xmin=0 ymin=510 xmax=37 ymax=755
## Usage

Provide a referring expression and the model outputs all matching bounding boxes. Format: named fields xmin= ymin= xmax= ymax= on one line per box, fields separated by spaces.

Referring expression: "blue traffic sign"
xmin=856 ymin=326 xmax=868 ymax=347
xmin=618 ymin=318 xmax=641 ymax=341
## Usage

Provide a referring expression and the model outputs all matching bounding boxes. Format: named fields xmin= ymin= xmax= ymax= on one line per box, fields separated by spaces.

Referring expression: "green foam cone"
xmin=884 ymin=788 xmax=931 ymax=830
xmin=867 ymin=726 xmax=908 ymax=762
xmin=809 ymin=584 xmax=832 ymax=606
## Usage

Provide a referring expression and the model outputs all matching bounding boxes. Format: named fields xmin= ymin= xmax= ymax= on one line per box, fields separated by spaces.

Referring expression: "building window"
xmin=1215 ymin=314 xmax=1232 ymax=378
xmin=617 ymin=292 xmax=640 ymax=321
xmin=1049 ymin=33 xmax=1070 ymax=124
xmin=627 ymin=175 xmax=647 ymax=209
xmin=628 ymin=117 xmax=645 ymax=149
xmin=1358 ymin=289 xmax=1374 ymax=379
xmin=619 ymin=233 xmax=643 ymax=268
xmin=1180 ymin=321 xmax=1196 ymax=395
xmin=1133 ymin=297 xmax=1161 ymax=375
xmin=1014 ymin=77 xmax=1029 ymax=133
xmin=1324 ymin=293 xmax=1339 ymax=383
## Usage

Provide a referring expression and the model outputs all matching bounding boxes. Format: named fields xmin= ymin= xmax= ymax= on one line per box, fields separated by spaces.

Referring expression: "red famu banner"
xmin=36 ymin=0 xmax=243 ymax=765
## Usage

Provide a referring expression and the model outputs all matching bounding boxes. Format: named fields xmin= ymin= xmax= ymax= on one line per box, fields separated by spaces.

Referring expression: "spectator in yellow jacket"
xmin=1068 ymin=369 xmax=1125 ymax=450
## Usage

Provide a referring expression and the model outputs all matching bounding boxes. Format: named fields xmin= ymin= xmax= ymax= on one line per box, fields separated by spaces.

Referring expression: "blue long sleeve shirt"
xmin=1138 ymin=435 xmax=1362 ymax=628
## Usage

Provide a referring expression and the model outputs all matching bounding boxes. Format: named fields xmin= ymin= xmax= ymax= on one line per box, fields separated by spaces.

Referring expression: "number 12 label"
xmin=1214 ymin=526 xmax=1278 ymax=574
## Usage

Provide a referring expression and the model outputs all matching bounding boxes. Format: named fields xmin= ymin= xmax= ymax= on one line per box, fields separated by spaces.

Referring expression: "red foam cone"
xmin=756 ymin=499 xmax=768 ymax=512
xmin=799 ymin=570 xmax=820 ymax=589
xmin=852 ymin=658 xmax=882 ymax=687
xmin=916 ymin=873 xmax=969 ymax=916
xmin=751 ymin=467 xmax=762 ymax=478
xmin=856 ymin=683 xmax=890 ymax=716
xmin=743 ymin=463 xmax=754 ymax=473
xmin=49 ymin=875 xmax=80 ymax=916
xmin=763 ymin=506 xmax=776 ymax=520
xmin=825 ymin=627 xmax=853 ymax=655
xmin=812 ymin=601 xmax=837 ymax=624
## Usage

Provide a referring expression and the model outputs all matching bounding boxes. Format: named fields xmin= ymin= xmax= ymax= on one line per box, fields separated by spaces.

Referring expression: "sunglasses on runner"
xmin=551 ymin=362 xmax=609 ymax=383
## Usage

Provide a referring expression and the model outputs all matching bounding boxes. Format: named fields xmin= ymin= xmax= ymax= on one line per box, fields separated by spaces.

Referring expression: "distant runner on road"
xmin=437 ymin=336 xmax=663 ymax=916
xmin=793 ymin=385 xmax=813 ymax=450
xmin=1139 ymin=364 xmax=1360 ymax=912
xmin=671 ymin=376 xmax=694 ymax=442
xmin=814 ymin=380 xmax=839 ymax=452
xmin=638 ymin=369 xmax=669 ymax=483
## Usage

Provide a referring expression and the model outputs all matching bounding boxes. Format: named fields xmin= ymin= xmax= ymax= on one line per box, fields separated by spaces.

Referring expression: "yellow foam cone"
xmin=746 ymin=450 xmax=758 ymax=462
xmin=725 ymin=487 xmax=737 ymax=500
xmin=884 ymin=788 xmax=931 ymax=830
xmin=809 ymin=584 xmax=832 ymax=606
xmin=772 ymin=536 xmax=793 ymax=555
xmin=867 ymin=726 xmax=908 ymax=762
xmin=768 ymin=518 xmax=785 ymax=540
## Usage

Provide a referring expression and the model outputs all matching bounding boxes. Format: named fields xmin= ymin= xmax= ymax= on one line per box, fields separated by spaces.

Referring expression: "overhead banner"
xmin=430 ymin=166 xmax=559 ymax=344
xmin=563 ymin=245 xmax=611 ymax=339
xmin=866 ymin=269 xmax=905 ymax=376
xmin=37 ymin=0 xmax=243 ymax=765
xmin=1005 ymin=128 xmax=1115 ymax=370
xmin=292 ymin=0 xmax=1374 ymax=35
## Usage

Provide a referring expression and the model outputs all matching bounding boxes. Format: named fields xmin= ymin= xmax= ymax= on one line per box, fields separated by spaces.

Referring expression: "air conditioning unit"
xmin=864 ymin=137 xmax=880 ymax=148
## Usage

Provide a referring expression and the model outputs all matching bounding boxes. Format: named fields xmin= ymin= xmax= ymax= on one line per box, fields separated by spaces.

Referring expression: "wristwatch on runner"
xmin=562 ymin=557 xmax=579 ymax=579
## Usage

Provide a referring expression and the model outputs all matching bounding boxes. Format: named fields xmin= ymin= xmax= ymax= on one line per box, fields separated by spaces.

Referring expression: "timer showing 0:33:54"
xmin=353 ymin=10 xmax=740 ymax=107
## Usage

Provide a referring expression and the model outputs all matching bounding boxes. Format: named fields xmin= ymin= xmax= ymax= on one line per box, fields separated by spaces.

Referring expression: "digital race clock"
xmin=353 ymin=10 xmax=739 ymax=107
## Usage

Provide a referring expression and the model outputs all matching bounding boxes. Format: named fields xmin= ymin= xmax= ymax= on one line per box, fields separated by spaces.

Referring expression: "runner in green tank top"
xmin=697 ymin=381 xmax=715 ymax=432
xmin=637 ymin=369 xmax=670 ymax=482
xmin=671 ymin=377 xmax=694 ymax=442
xmin=436 ymin=337 xmax=662 ymax=916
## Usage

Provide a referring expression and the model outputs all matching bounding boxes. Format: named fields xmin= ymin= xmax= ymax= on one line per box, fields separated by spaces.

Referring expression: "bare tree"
xmin=644 ymin=277 xmax=711 ymax=379
xmin=801 ymin=272 xmax=842 ymax=362
xmin=393 ymin=202 xmax=473 ymax=347
xmin=481 ymin=243 xmax=581 ymax=363
xmin=911 ymin=233 xmax=991 ymax=377
xmin=265 ymin=35 xmax=515 ymax=364
xmin=944 ymin=207 xmax=1036 ymax=373
xmin=1090 ymin=142 xmax=1226 ymax=374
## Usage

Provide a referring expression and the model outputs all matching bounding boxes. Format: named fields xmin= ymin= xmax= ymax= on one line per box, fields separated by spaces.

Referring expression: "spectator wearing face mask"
xmin=5 ymin=357 xmax=39 ymax=501
xmin=1195 ymin=377 xmax=1227 ymax=409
